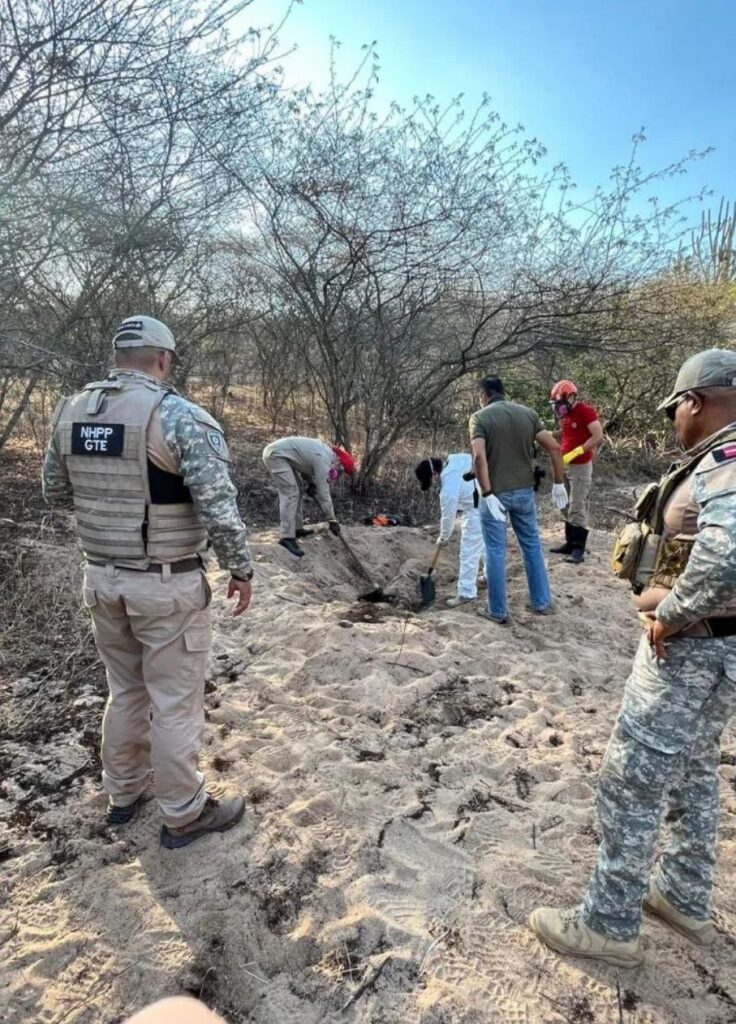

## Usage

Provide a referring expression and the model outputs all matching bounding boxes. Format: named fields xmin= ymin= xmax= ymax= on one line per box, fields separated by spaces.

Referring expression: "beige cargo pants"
xmin=262 ymin=452 xmax=304 ymax=538
xmin=565 ymin=461 xmax=594 ymax=529
xmin=83 ymin=563 xmax=211 ymax=827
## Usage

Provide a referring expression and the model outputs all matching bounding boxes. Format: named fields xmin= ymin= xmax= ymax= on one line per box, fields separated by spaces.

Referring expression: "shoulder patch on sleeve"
xmin=187 ymin=403 xmax=230 ymax=462
xmin=713 ymin=443 xmax=736 ymax=464
xmin=206 ymin=430 xmax=225 ymax=456
xmin=693 ymin=446 xmax=736 ymax=503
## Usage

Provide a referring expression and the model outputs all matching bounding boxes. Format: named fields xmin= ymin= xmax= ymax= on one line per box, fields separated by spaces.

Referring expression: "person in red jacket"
xmin=549 ymin=380 xmax=604 ymax=563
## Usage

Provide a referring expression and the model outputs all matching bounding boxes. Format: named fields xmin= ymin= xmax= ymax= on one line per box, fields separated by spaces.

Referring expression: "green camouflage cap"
xmin=657 ymin=348 xmax=736 ymax=412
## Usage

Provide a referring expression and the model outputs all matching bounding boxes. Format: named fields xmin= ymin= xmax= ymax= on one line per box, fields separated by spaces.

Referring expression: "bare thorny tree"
xmin=220 ymin=51 xmax=726 ymax=483
xmin=1 ymin=10 xmax=733 ymax=484
xmin=0 ymin=0 xmax=287 ymax=446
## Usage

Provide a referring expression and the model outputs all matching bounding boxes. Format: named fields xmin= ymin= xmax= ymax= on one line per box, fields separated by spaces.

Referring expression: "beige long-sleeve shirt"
xmin=263 ymin=436 xmax=338 ymax=520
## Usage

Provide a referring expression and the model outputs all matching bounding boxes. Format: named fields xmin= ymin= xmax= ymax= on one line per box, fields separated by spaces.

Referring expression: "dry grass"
xmin=0 ymin=448 xmax=102 ymax=755
xmin=0 ymin=525 xmax=101 ymax=702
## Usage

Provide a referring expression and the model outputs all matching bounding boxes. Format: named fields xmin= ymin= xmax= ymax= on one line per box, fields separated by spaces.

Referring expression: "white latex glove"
xmin=551 ymin=483 xmax=569 ymax=511
xmin=436 ymin=535 xmax=451 ymax=547
xmin=483 ymin=494 xmax=506 ymax=522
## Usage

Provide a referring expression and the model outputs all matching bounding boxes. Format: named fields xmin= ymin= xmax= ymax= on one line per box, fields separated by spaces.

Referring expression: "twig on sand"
xmin=419 ymin=929 xmax=451 ymax=974
xmin=52 ymin=962 xmax=137 ymax=1023
xmin=616 ymin=974 xmax=624 ymax=1023
xmin=603 ymin=505 xmax=636 ymax=521
xmin=241 ymin=961 xmax=267 ymax=984
xmin=483 ymin=789 xmax=527 ymax=814
xmin=199 ymin=966 xmax=216 ymax=1000
xmin=532 ymin=822 xmax=537 ymax=850
xmin=392 ymin=611 xmax=411 ymax=667
xmin=340 ymin=956 xmax=392 ymax=1014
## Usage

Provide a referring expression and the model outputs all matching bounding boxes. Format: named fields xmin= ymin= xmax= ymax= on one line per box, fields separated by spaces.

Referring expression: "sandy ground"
xmin=3 ymin=522 xmax=736 ymax=1024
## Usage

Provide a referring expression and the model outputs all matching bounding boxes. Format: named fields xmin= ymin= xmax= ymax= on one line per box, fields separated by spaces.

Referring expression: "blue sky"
xmin=248 ymin=0 xmax=735 ymax=217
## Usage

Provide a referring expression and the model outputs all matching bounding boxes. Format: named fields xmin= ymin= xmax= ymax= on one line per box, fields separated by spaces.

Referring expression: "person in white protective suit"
xmin=415 ymin=455 xmax=485 ymax=606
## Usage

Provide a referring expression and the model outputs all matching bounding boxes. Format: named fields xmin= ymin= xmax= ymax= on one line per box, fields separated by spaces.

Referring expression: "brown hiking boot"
xmin=160 ymin=794 xmax=246 ymax=849
xmin=643 ymin=882 xmax=716 ymax=947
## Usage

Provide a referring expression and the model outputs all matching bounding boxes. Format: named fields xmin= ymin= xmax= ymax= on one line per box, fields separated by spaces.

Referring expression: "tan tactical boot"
xmin=529 ymin=907 xmax=643 ymax=968
xmin=643 ymin=882 xmax=716 ymax=947
xmin=160 ymin=794 xmax=246 ymax=850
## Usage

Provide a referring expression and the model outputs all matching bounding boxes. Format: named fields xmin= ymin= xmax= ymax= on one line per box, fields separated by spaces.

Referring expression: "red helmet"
xmin=550 ymin=379 xmax=578 ymax=401
xmin=331 ymin=445 xmax=356 ymax=476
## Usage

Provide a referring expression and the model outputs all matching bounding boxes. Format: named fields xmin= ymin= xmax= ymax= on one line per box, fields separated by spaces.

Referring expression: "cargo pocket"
xmin=183 ymin=626 xmax=212 ymax=685
xmin=184 ymin=627 xmax=212 ymax=653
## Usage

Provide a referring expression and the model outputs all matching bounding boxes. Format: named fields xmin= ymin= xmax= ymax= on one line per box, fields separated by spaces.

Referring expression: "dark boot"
xmin=279 ymin=537 xmax=305 ymax=557
xmin=550 ymin=521 xmax=573 ymax=555
xmin=565 ymin=526 xmax=589 ymax=564
xmin=160 ymin=794 xmax=246 ymax=850
xmin=106 ymin=794 xmax=145 ymax=826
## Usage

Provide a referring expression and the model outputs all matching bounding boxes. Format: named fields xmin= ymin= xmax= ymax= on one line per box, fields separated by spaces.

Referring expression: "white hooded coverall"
xmin=439 ymin=453 xmax=485 ymax=599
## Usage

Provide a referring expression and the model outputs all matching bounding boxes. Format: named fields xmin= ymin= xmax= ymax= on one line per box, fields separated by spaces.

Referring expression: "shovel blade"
xmin=419 ymin=573 xmax=436 ymax=607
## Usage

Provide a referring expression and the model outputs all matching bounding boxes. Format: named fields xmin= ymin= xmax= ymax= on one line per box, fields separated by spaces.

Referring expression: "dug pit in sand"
xmin=4 ymin=525 xmax=736 ymax=1024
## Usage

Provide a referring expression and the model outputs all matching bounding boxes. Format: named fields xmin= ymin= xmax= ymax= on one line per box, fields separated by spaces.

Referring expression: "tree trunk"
xmin=0 ymin=372 xmax=42 ymax=452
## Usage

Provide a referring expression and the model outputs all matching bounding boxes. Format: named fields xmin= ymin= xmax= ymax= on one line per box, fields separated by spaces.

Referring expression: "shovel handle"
xmin=426 ymin=544 xmax=442 ymax=576
xmin=337 ymin=530 xmax=375 ymax=585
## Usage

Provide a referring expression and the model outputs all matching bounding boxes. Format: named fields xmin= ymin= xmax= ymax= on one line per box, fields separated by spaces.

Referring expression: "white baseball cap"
xmin=112 ymin=315 xmax=175 ymax=352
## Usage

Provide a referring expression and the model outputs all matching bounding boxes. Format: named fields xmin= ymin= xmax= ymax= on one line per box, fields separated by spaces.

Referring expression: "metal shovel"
xmin=312 ymin=485 xmax=386 ymax=600
xmin=419 ymin=546 xmax=442 ymax=608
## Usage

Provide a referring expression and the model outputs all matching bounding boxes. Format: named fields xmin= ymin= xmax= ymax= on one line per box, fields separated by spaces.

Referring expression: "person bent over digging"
xmin=530 ymin=349 xmax=736 ymax=967
xmin=262 ymin=436 xmax=355 ymax=557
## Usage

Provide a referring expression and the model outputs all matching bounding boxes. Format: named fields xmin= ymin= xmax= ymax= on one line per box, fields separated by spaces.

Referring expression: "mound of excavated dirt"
xmin=3 ymin=524 xmax=736 ymax=1024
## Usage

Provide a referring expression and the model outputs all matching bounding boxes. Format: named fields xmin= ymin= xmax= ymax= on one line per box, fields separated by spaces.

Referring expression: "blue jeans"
xmin=479 ymin=487 xmax=551 ymax=619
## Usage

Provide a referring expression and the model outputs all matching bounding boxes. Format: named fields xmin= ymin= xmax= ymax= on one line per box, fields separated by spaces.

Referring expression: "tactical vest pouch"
xmin=611 ymin=522 xmax=647 ymax=580
xmin=650 ymin=536 xmax=694 ymax=589
xmin=611 ymin=522 xmax=660 ymax=593
xmin=633 ymin=532 xmax=661 ymax=592
xmin=634 ymin=482 xmax=658 ymax=522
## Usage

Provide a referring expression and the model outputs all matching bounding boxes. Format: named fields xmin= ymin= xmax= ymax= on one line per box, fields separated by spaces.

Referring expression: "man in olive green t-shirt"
xmin=469 ymin=377 xmax=567 ymax=622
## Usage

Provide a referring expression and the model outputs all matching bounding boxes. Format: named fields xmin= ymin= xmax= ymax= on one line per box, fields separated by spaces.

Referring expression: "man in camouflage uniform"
xmin=43 ymin=316 xmax=253 ymax=848
xmin=530 ymin=348 xmax=736 ymax=967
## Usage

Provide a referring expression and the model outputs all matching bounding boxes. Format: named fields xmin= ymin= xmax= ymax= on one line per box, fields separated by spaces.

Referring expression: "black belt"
xmin=88 ymin=557 xmax=202 ymax=574
xmin=706 ymin=618 xmax=736 ymax=638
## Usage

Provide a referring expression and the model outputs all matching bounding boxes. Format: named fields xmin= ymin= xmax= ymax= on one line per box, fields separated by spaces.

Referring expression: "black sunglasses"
xmin=665 ymin=391 xmax=701 ymax=422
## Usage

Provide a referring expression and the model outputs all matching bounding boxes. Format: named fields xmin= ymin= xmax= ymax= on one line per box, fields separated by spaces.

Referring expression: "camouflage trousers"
xmin=582 ymin=633 xmax=736 ymax=941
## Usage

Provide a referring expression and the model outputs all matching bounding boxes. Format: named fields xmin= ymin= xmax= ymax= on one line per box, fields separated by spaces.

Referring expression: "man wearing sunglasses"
xmin=530 ymin=348 xmax=736 ymax=967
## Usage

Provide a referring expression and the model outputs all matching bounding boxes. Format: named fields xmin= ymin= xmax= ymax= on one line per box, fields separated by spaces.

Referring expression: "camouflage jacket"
xmin=42 ymin=371 xmax=253 ymax=577
xmin=656 ymin=427 xmax=736 ymax=629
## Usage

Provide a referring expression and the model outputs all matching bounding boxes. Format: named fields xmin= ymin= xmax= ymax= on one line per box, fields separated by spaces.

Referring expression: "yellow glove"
xmin=563 ymin=445 xmax=585 ymax=465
